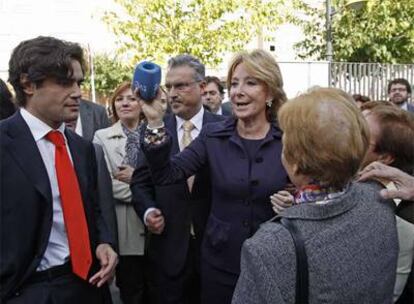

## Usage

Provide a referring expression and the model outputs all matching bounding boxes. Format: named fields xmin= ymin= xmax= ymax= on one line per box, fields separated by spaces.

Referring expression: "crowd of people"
xmin=0 ymin=35 xmax=413 ymax=304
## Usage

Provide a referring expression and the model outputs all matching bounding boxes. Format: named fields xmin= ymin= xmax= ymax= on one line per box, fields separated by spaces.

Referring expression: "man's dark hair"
xmin=0 ymin=78 xmax=16 ymax=119
xmin=352 ymin=94 xmax=370 ymax=103
xmin=8 ymin=36 xmax=85 ymax=107
xmin=387 ymin=78 xmax=412 ymax=94
xmin=205 ymin=76 xmax=224 ymax=95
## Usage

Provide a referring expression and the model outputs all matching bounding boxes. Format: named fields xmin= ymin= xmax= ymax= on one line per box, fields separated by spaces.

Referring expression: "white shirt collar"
xmin=20 ymin=108 xmax=66 ymax=142
xmin=176 ymin=106 xmax=204 ymax=132
xmin=400 ymin=101 xmax=408 ymax=111
xmin=216 ymin=106 xmax=223 ymax=115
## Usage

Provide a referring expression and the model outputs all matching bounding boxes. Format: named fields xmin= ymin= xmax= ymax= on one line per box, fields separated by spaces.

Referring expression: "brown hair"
xmin=278 ymin=88 xmax=369 ymax=189
xmin=360 ymin=100 xmax=395 ymax=112
xmin=352 ymin=94 xmax=370 ymax=104
xmin=366 ymin=104 xmax=414 ymax=174
xmin=110 ymin=82 xmax=131 ymax=122
xmin=110 ymin=81 xmax=145 ymax=123
xmin=8 ymin=36 xmax=84 ymax=107
xmin=205 ymin=76 xmax=224 ymax=95
xmin=227 ymin=49 xmax=287 ymax=121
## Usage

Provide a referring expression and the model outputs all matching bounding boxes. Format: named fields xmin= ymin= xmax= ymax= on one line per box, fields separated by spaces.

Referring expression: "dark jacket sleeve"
xmin=89 ymin=143 xmax=115 ymax=247
xmin=140 ymin=128 xmax=208 ymax=186
xmin=130 ymin=153 xmax=157 ymax=221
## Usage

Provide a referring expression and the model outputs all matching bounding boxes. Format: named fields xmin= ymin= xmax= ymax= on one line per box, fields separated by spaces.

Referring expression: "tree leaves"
xmin=101 ymin=0 xmax=288 ymax=67
xmin=293 ymin=0 xmax=414 ymax=63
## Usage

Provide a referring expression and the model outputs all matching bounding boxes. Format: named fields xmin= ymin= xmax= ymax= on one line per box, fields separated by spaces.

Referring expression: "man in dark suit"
xmin=131 ymin=55 xmax=224 ymax=304
xmin=66 ymin=118 xmax=118 ymax=252
xmin=202 ymin=76 xmax=232 ymax=116
xmin=0 ymin=36 xmax=117 ymax=304
xmin=77 ymin=99 xmax=111 ymax=141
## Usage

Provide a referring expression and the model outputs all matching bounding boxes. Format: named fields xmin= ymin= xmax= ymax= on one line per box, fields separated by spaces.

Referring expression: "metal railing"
xmin=330 ymin=62 xmax=414 ymax=102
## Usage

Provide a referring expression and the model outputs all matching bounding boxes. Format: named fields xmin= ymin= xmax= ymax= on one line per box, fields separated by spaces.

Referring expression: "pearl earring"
xmin=266 ymin=100 xmax=273 ymax=108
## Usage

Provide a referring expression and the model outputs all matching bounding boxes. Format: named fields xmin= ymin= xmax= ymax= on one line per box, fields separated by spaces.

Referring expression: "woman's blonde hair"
xmin=227 ymin=49 xmax=287 ymax=121
xmin=278 ymin=88 xmax=369 ymax=189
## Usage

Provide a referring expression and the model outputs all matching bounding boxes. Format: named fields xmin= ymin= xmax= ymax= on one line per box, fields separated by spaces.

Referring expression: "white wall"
xmin=0 ymin=0 xmax=117 ymax=80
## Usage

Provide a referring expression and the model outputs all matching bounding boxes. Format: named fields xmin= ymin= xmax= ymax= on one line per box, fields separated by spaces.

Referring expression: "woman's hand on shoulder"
xmin=270 ymin=190 xmax=294 ymax=214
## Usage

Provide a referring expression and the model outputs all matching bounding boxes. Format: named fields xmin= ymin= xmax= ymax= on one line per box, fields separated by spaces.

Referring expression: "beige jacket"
xmin=93 ymin=121 xmax=145 ymax=255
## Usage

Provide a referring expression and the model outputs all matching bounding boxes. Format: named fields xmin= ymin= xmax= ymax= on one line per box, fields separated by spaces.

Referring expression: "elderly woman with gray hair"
xmin=232 ymin=88 xmax=399 ymax=304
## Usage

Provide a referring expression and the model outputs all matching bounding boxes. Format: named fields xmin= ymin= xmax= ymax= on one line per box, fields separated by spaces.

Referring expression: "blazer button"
xmin=244 ymin=199 xmax=251 ymax=206
xmin=251 ymin=180 xmax=259 ymax=186
xmin=14 ymin=291 xmax=21 ymax=297
xmin=255 ymin=157 xmax=263 ymax=163
xmin=243 ymin=220 xmax=249 ymax=227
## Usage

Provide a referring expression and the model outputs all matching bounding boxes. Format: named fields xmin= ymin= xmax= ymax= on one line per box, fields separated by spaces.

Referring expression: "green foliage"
xmin=102 ymin=0 xmax=287 ymax=67
xmin=83 ymin=53 xmax=132 ymax=100
xmin=293 ymin=0 xmax=414 ymax=63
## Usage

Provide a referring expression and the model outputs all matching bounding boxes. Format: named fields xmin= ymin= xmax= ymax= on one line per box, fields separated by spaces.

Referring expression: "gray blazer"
xmin=80 ymin=99 xmax=111 ymax=141
xmin=94 ymin=143 xmax=118 ymax=252
xmin=232 ymin=182 xmax=399 ymax=304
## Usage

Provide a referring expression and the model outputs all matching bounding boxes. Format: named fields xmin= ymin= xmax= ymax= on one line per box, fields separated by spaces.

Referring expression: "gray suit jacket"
xmin=94 ymin=143 xmax=118 ymax=252
xmin=232 ymin=182 xmax=398 ymax=304
xmin=80 ymin=99 xmax=111 ymax=141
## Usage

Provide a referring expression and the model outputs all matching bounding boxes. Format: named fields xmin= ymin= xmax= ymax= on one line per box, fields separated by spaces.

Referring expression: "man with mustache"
xmin=131 ymin=55 xmax=224 ymax=304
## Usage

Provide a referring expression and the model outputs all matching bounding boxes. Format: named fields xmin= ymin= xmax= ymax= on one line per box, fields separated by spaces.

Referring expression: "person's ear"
xmin=378 ymin=153 xmax=395 ymax=166
xmin=20 ymin=74 xmax=35 ymax=96
xmin=199 ymin=81 xmax=206 ymax=94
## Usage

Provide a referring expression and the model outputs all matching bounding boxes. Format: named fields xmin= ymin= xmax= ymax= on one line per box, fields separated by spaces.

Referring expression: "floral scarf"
xmin=294 ymin=183 xmax=349 ymax=205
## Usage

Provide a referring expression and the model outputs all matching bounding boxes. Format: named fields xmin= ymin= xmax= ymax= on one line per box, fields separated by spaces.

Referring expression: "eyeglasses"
xmin=390 ymin=87 xmax=407 ymax=93
xmin=164 ymin=81 xmax=199 ymax=92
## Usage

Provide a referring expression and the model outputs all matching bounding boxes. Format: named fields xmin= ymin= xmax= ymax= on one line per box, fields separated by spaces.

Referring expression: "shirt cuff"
xmin=143 ymin=207 xmax=157 ymax=226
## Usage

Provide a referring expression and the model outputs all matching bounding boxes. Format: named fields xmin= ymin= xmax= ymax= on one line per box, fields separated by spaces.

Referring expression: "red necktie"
xmin=46 ymin=130 xmax=92 ymax=280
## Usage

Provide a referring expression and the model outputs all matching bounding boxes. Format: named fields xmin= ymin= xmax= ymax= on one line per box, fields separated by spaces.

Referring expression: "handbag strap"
xmin=280 ymin=217 xmax=309 ymax=304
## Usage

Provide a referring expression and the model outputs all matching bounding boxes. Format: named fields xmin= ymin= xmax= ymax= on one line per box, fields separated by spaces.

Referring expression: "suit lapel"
xmin=165 ymin=115 xmax=180 ymax=155
xmin=4 ymin=112 xmax=52 ymax=203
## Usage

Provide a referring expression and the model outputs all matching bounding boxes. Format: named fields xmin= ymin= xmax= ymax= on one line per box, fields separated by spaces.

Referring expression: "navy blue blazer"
xmin=141 ymin=118 xmax=288 ymax=276
xmin=131 ymin=111 xmax=225 ymax=277
xmin=0 ymin=112 xmax=113 ymax=301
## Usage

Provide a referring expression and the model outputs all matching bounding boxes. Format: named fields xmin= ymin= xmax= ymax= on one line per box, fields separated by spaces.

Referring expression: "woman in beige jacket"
xmin=94 ymin=82 xmax=146 ymax=304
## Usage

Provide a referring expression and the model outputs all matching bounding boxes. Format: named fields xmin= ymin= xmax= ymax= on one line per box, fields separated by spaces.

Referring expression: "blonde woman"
xmin=138 ymin=50 xmax=289 ymax=303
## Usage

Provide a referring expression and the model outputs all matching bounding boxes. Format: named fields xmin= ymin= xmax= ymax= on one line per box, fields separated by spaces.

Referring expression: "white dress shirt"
xmin=176 ymin=106 xmax=204 ymax=151
xmin=20 ymin=108 xmax=71 ymax=270
xmin=75 ymin=115 xmax=83 ymax=137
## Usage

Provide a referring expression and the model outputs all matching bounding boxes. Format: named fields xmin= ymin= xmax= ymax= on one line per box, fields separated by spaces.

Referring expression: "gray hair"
xmin=167 ymin=54 xmax=205 ymax=82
